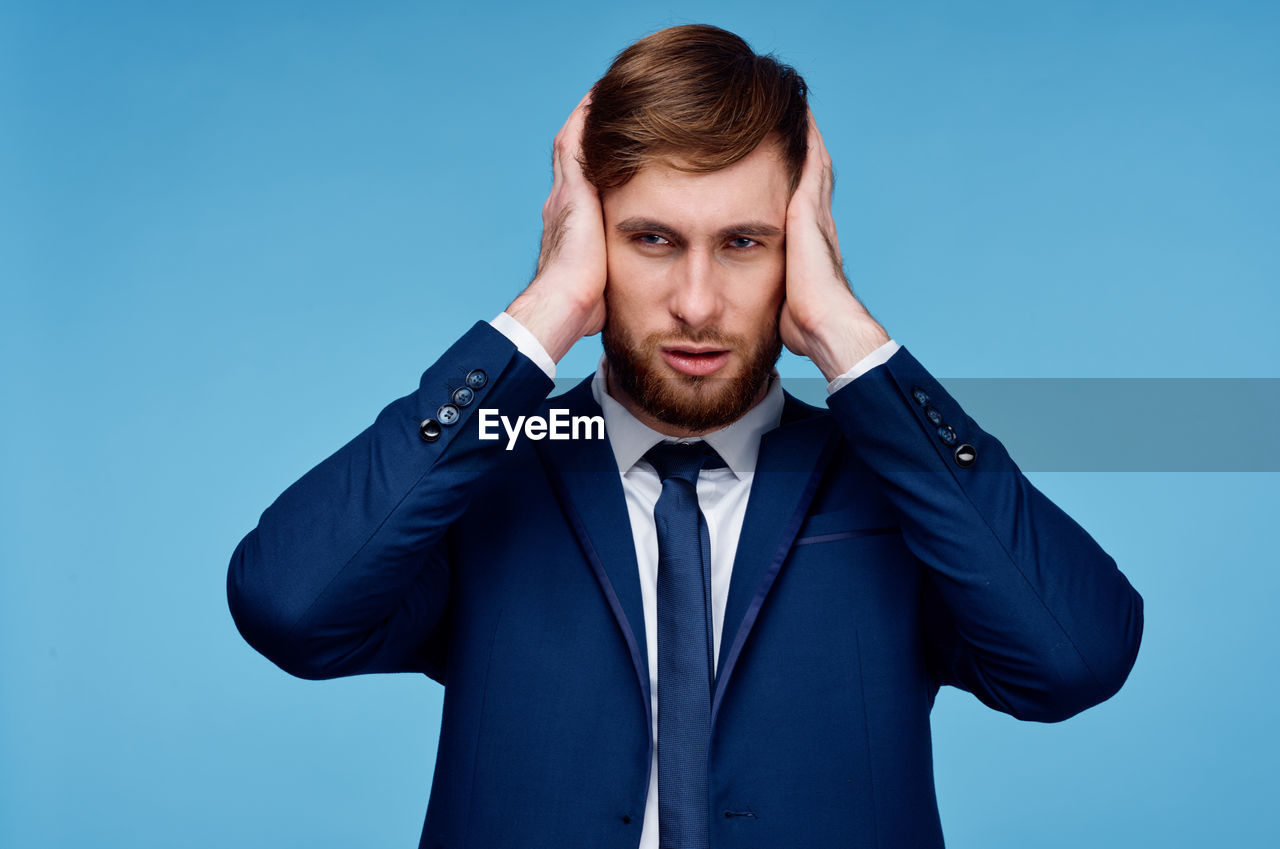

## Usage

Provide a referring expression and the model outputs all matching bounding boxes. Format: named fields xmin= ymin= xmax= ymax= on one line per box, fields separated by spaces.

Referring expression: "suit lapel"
xmin=534 ymin=378 xmax=652 ymax=730
xmin=534 ymin=382 xmax=835 ymax=735
xmin=712 ymin=391 xmax=836 ymax=727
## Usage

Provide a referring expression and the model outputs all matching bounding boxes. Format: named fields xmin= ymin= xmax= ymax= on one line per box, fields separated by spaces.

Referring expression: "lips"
xmin=660 ymin=346 xmax=732 ymax=377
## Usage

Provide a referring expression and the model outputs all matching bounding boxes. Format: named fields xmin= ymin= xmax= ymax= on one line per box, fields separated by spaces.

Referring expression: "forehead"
xmin=602 ymin=140 xmax=790 ymax=228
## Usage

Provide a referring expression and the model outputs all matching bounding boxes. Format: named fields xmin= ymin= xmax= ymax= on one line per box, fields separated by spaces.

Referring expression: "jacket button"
xmin=419 ymin=418 xmax=442 ymax=442
xmin=911 ymin=386 xmax=930 ymax=406
xmin=936 ymin=424 xmax=957 ymax=446
xmin=466 ymin=369 xmax=487 ymax=389
xmin=954 ymin=443 xmax=977 ymax=467
xmin=924 ymin=405 xmax=943 ymax=426
xmin=437 ymin=404 xmax=460 ymax=425
xmin=452 ymin=386 xmax=474 ymax=407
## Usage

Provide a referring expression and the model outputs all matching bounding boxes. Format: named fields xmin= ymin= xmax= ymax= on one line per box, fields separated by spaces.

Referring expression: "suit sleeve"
xmin=226 ymin=321 xmax=555 ymax=682
xmin=827 ymin=346 xmax=1144 ymax=722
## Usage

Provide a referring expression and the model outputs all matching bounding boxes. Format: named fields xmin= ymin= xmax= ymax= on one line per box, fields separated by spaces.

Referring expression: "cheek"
xmin=603 ymin=239 xmax=627 ymax=288
xmin=729 ymin=272 xmax=785 ymax=338
xmin=603 ymin=254 xmax=648 ymax=333
xmin=764 ymin=259 xmax=786 ymax=304
xmin=733 ymin=261 xmax=786 ymax=315
xmin=605 ymin=242 xmax=661 ymax=307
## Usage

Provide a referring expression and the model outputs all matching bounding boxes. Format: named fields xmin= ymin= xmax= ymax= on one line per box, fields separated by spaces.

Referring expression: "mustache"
xmin=606 ymin=321 xmax=778 ymax=350
xmin=649 ymin=328 xmax=739 ymax=347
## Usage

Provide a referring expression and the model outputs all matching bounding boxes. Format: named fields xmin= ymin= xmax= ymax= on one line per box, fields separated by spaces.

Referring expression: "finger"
xmin=799 ymin=109 xmax=837 ymax=213
xmin=558 ymin=91 xmax=592 ymax=153
xmin=550 ymin=145 xmax=565 ymax=198
xmin=809 ymin=108 xmax=830 ymax=156
xmin=551 ymin=90 xmax=593 ymax=182
xmin=561 ymin=93 xmax=594 ymax=185
xmin=798 ymin=109 xmax=829 ymax=195
xmin=794 ymin=109 xmax=827 ymax=197
xmin=802 ymin=109 xmax=842 ymax=259
xmin=555 ymin=90 xmax=592 ymax=140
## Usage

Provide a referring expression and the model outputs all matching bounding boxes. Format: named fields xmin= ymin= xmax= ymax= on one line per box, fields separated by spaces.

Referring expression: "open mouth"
xmin=660 ymin=347 xmax=732 ymax=377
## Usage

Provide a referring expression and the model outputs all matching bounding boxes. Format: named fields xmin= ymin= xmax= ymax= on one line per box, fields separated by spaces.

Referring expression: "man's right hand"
xmin=505 ymin=93 xmax=607 ymax=364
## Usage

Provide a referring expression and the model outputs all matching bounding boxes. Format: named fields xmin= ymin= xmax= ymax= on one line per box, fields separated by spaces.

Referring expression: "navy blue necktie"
xmin=644 ymin=441 xmax=726 ymax=849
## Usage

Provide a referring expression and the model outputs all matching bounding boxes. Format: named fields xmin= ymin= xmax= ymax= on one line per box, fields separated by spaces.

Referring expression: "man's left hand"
xmin=779 ymin=110 xmax=891 ymax=381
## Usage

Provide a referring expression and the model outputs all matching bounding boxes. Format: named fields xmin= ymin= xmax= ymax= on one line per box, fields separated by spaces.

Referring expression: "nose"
xmin=668 ymin=248 xmax=723 ymax=330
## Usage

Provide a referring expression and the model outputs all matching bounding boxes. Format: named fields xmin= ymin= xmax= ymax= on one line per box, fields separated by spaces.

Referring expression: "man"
xmin=228 ymin=24 xmax=1143 ymax=848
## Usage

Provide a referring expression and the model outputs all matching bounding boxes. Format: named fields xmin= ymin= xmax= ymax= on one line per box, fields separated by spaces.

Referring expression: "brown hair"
xmin=581 ymin=25 xmax=809 ymax=193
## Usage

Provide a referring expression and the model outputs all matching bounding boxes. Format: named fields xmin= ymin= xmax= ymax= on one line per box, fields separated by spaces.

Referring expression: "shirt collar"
xmin=590 ymin=354 xmax=784 ymax=479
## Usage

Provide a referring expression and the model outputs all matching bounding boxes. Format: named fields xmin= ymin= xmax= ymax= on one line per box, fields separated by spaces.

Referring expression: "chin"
xmin=608 ymin=342 xmax=776 ymax=433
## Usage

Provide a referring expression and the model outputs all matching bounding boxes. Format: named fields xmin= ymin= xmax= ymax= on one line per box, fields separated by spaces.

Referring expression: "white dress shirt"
xmin=489 ymin=312 xmax=898 ymax=847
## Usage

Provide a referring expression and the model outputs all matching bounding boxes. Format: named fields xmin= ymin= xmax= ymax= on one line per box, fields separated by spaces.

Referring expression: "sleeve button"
xmin=911 ymin=386 xmax=930 ymax=406
xmin=936 ymin=424 xmax=957 ymax=446
xmin=452 ymin=386 xmax=474 ymax=407
xmin=954 ymin=443 xmax=977 ymax=467
xmin=437 ymin=404 xmax=460 ymax=425
xmin=924 ymin=405 xmax=943 ymax=426
xmin=466 ymin=369 xmax=488 ymax=389
xmin=419 ymin=418 xmax=442 ymax=442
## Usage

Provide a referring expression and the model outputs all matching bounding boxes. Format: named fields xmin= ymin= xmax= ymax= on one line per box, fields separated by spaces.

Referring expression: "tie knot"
xmin=643 ymin=441 xmax=726 ymax=486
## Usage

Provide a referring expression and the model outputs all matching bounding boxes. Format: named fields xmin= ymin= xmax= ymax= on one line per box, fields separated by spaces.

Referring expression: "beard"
xmin=602 ymin=311 xmax=783 ymax=433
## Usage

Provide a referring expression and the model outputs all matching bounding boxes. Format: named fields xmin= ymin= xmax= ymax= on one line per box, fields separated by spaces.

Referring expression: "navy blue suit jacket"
xmin=228 ymin=321 xmax=1143 ymax=848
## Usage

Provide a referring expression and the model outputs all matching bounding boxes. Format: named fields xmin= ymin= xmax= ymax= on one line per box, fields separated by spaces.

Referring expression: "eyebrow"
xmin=614 ymin=216 xmax=783 ymax=242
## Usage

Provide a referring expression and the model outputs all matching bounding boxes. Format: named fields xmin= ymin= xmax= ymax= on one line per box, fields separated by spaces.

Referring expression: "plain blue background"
xmin=4 ymin=1 xmax=1277 ymax=846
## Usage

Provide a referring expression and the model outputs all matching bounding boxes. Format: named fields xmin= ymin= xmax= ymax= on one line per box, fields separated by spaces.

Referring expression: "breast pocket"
xmin=793 ymin=507 xmax=901 ymax=546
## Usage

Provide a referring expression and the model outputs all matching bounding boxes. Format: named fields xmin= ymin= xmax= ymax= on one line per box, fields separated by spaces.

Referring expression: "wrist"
xmin=506 ymin=282 xmax=599 ymax=363
xmin=804 ymin=302 xmax=891 ymax=381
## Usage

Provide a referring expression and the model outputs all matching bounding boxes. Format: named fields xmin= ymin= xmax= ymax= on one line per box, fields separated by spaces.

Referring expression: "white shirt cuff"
xmin=825 ymin=340 xmax=900 ymax=394
xmin=490 ymin=312 xmax=556 ymax=380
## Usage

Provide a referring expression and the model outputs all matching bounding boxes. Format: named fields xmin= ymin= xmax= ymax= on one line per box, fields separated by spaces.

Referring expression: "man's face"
xmin=601 ymin=139 xmax=789 ymax=435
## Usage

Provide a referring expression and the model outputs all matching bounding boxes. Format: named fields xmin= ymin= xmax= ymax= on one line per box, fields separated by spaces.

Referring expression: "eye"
xmin=637 ymin=233 xmax=671 ymax=246
xmin=728 ymin=237 xmax=760 ymax=249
